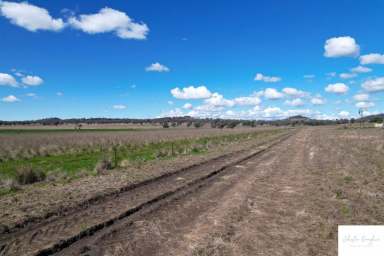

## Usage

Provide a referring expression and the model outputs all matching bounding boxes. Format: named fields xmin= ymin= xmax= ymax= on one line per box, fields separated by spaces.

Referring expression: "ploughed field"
xmin=0 ymin=126 xmax=383 ymax=255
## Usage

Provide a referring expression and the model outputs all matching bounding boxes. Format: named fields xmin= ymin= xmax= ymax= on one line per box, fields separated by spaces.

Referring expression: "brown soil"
xmin=1 ymin=126 xmax=384 ymax=256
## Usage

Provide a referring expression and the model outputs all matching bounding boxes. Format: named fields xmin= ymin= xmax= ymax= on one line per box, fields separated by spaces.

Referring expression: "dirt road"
xmin=1 ymin=127 xmax=383 ymax=255
xmin=58 ymin=128 xmax=316 ymax=256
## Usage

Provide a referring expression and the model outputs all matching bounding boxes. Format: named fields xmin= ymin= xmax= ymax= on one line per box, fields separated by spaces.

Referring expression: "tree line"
xmin=1 ymin=115 xmax=376 ymax=128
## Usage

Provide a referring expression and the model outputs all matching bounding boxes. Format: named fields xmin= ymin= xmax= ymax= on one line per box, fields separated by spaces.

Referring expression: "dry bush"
xmin=0 ymin=178 xmax=20 ymax=191
xmin=95 ymin=159 xmax=113 ymax=174
xmin=119 ymin=159 xmax=130 ymax=168
xmin=15 ymin=166 xmax=46 ymax=185
xmin=156 ymin=149 xmax=169 ymax=159
xmin=46 ymin=171 xmax=68 ymax=182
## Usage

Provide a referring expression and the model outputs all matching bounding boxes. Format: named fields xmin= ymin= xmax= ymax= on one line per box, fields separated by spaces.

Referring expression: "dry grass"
xmin=0 ymin=127 xmax=271 ymax=162
xmin=0 ymin=128 xmax=288 ymax=232
xmin=0 ymin=128 xmax=287 ymax=190
xmin=15 ymin=166 xmax=46 ymax=185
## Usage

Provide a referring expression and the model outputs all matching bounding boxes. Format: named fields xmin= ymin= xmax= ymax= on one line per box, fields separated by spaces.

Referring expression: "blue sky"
xmin=0 ymin=0 xmax=383 ymax=121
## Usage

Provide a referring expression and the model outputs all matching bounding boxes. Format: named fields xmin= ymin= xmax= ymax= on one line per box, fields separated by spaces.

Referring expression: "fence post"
xmin=113 ymin=146 xmax=118 ymax=168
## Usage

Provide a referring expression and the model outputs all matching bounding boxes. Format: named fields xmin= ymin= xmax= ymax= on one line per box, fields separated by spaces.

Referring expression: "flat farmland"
xmin=0 ymin=127 xmax=272 ymax=160
xmin=0 ymin=127 xmax=281 ymax=181
xmin=0 ymin=127 xmax=289 ymax=234
xmin=0 ymin=126 xmax=383 ymax=256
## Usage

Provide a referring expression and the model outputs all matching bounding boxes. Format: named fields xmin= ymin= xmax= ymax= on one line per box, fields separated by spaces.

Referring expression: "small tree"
xmin=194 ymin=122 xmax=203 ymax=128
xmin=227 ymin=121 xmax=238 ymax=129
xmin=369 ymin=117 xmax=383 ymax=123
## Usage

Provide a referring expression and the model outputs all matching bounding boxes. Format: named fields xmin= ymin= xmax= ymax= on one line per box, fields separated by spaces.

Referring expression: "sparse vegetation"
xmin=343 ymin=175 xmax=353 ymax=184
xmin=94 ymin=159 xmax=113 ymax=174
xmin=0 ymin=128 xmax=285 ymax=188
xmin=15 ymin=166 xmax=46 ymax=185
xmin=335 ymin=189 xmax=343 ymax=199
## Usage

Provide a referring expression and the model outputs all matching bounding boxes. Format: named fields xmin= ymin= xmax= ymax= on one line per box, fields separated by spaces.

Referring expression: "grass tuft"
xmin=15 ymin=166 xmax=46 ymax=185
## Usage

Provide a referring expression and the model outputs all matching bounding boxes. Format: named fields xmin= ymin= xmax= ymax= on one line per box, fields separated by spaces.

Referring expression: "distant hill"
xmin=358 ymin=114 xmax=384 ymax=123
xmin=286 ymin=115 xmax=311 ymax=122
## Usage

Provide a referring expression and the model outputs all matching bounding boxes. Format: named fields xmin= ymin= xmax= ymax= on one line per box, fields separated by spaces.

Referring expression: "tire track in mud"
xmin=0 ymin=133 xmax=294 ymax=256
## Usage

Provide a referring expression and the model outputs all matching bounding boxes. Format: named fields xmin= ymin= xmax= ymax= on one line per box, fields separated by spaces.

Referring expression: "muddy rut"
xmin=0 ymin=132 xmax=292 ymax=256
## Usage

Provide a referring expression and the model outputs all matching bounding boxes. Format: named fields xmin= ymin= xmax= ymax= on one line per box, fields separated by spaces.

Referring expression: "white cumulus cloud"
xmin=325 ymin=83 xmax=349 ymax=94
xmin=360 ymin=53 xmax=384 ymax=65
xmin=68 ymin=7 xmax=148 ymax=40
xmin=145 ymin=62 xmax=170 ymax=72
xmin=262 ymin=88 xmax=284 ymax=99
xmin=285 ymin=98 xmax=304 ymax=107
xmin=0 ymin=1 xmax=64 ymax=31
xmin=350 ymin=66 xmax=372 ymax=73
xmin=204 ymin=93 xmax=234 ymax=107
xmin=338 ymin=111 xmax=350 ymax=118
xmin=263 ymin=107 xmax=283 ymax=118
xmin=361 ymin=77 xmax=384 ymax=92
xmin=254 ymin=73 xmax=281 ymax=83
xmin=21 ymin=75 xmax=43 ymax=86
xmin=2 ymin=95 xmax=19 ymax=103
xmin=159 ymin=108 xmax=184 ymax=117
xmin=233 ymin=96 xmax=261 ymax=106
xmin=183 ymin=103 xmax=193 ymax=109
xmin=282 ymin=87 xmax=307 ymax=98
xmin=339 ymin=73 xmax=357 ymax=79
xmin=324 ymin=36 xmax=360 ymax=58
xmin=171 ymin=86 xmax=212 ymax=99
xmin=353 ymin=93 xmax=369 ymax=101
xmin=0 ymin=73 xmax=17 ymax=87
xmin=311 ymin=97 xmax=325 ymax=105
xmin=355 ymin=101 xmax=374 ymax=109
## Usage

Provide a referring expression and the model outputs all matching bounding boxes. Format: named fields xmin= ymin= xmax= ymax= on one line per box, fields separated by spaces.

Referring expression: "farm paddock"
xmin=0 ymin=126 xmax=383 ymax=255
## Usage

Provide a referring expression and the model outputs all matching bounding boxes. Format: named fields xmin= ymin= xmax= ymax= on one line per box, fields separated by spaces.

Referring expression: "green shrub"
xmin=344 ymin=176 xmax=353 ymax=184
xmin=335 ymin=189 xmax=343 ymax=199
